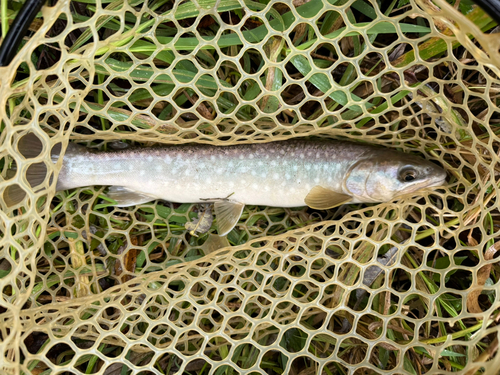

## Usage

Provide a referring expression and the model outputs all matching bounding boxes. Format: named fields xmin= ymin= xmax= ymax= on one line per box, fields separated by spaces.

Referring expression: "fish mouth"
xmin=426 ymin=175 xmax=447 ymax=188
xmin=396 ymin=174 xmax=447 ymax=198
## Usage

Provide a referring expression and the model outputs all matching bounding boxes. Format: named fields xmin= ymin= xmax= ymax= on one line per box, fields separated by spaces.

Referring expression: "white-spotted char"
xmin=9 ymin=137 xmax=447 ymax=235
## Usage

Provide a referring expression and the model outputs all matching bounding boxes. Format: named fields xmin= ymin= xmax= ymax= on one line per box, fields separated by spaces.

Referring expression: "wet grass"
xmin=2 ymin=0 xmax=500 ymax=374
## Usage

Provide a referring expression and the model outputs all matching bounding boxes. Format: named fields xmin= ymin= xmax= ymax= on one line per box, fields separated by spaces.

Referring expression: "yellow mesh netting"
xmin=0 ymin=0 xmax=500 ymax=374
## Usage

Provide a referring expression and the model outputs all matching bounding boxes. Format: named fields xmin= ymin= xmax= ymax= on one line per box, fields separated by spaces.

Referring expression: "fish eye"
xmin=399 ymin=168 xmax=417 ymax=182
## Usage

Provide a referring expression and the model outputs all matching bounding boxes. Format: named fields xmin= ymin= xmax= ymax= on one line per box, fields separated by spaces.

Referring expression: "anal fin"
xmin=107 ymin=186 xmax=156 ymax=207
xmin=214 ymin=200 xmax=245 ymax=236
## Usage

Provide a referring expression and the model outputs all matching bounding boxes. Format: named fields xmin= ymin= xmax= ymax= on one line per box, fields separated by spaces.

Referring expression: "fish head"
xmin=344 ymin=151 xmax=447 ymax=202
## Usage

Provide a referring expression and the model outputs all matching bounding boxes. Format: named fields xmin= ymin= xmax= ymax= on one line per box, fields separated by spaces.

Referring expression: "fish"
xmin=6 ymin=135 xmax=447 ymax=236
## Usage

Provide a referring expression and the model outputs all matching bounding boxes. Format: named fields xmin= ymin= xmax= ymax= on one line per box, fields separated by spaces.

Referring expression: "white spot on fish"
xmin=300 ymin=153 xmax=304 ymax=159
xmin=211 ymin=155 xmax=216 ymax=161
xmin=316 ymin=152 xmax=320 ymax=158
xmin=292 ymin=165 xmax=298 ymax=171
xmin=251 ymin=183 xmax=258 ymax=189
xmin=147 ymin=156 xmax=153 ymax=162
xmin=239 ymin=155 xmax=244 ymax=160
xmin=155 ymin=165 xmax=162 ymax=172
xmin=314 ymin=177 xmax=320 ymax=183
xmin=265 ymin=155 xmax=270 ymax=159
xmin=217 ymin=168 xmax=224 ymax=174
xmin=228 ymin=161 xmax=234 ymax=168
xmin=258 ymin=161 xmax=263 ymax=166
xmin=314 ymin=165 xmax=320 ymax=170
xmin=305 ymin=165 xmax=311 ymax=171
xmin=184 ymin=169 xmax=190 ymax=176
xmin=285 ymin=173 xmax=290 ymax=179
xmin=140 ymin=170 xmax=145 ymax=176
xmin=273 ymin=173 xmax=279 ymax=180
xmin=249 ymin=154 xmax=254 ymax=159
xmin=308 ymin=152 xmax=312 ymax=156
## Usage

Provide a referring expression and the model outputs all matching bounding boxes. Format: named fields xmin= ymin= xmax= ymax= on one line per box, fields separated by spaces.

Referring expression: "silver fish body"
xmin=8 ymin=137 xmax=446 ymax=235
xmin=57 ymin=140 xmax=446 ymax=207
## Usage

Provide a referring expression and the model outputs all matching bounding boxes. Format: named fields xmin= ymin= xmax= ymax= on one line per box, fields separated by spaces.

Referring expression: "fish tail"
xmin=4 ymin=134 xmax=85 ymax=206
xmin=4 ymin=162 xmax=49 ymax=206
xmin=3 ymin=183 xmax=26 ymax=207
xmin=16 ymin=132 xmax=44 ymax=158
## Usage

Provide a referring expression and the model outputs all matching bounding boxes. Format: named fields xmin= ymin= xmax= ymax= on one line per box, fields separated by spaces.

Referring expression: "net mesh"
xmin=1 ymin=0 xmax=500 ymax=373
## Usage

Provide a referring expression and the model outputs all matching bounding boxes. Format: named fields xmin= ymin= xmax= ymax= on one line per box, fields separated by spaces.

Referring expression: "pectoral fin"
xmin=107 ymin=186 xmax=156 ymax=207
xmin=214 ymin=200 xmax=245 ymax=236
xmin=305 ymin=186 xmax=352 ymax=210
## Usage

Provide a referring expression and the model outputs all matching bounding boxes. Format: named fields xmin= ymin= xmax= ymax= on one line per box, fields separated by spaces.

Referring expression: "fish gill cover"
xmin=0 ymin=0 xmax=499 ymax=374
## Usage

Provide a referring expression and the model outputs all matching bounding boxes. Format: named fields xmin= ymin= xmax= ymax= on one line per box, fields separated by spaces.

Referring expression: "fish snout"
xmin=428 ymin=169 xmax=447 ymax=187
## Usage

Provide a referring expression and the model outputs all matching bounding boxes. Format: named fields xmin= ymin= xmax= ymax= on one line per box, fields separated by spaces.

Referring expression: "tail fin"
xmin=4 ymin=133 xmax=61 ymax=207
xmin=3 ymin=183 xmax=27 ymax=207
xmin=4 ymin=162 xmax=49 ymax=206
xmin=3 ymin=163 xmax=47 ymax=207
xmin=17 ymin=132 xmax=43 ymax=158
